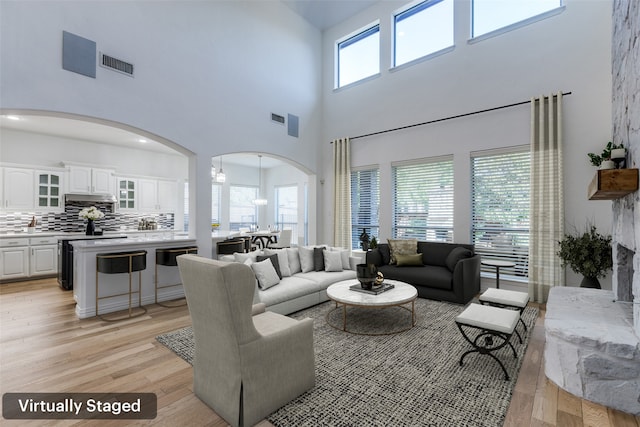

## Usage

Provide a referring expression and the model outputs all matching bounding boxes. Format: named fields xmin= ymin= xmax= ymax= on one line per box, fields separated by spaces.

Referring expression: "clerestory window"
xmin=472 ymin=0 xmax=563 ymax=39
xmin=394 ymin=0 xmax=454 ymax=68
xmin=336 ymin=23 xmax=380 ymax=88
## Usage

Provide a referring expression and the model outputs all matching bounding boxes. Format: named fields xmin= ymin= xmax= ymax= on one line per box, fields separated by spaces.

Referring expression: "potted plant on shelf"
xmin=610 ymin=142 xmax=626 ymax=168
xmin=588 ymin=141 xmax=624 ymax=169
xmin=557 ymin=224 xmax=612 ymax=289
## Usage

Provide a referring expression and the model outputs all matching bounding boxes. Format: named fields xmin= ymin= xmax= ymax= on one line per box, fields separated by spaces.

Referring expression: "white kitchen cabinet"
xmin=138 ymin=178 xmax=158 ymax=211
xmin=35 ymin=171 xmax=64 ymax=212
xmin=117 ymin=178 xmax=137 ymax=210
xmin=157 ymin=179 xmax=178 ymax=212
xmin=139 ymin=179 xmax=178 ymax=212
xmin=0 ymin=238 xmax=30 ymax=280
xmin=92 ymin=168 xmax=114 ymax=194
xmin=29 ymin=237 xmax=58 ymax=276
xmin=68 ymin=166 xmax=115 ymax=194
xmin=1 ymin=167 xmax=35 ymax=210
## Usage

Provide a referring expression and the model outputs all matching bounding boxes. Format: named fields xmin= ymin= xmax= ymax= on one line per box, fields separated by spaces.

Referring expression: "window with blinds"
xmin=392 ymin=158 xmax=453 ymax=242
xmin=230 ymin=185 xmax=258 ymax=230
xmin=351 ymin=168 xmax=380 ymax=249
xmin=212 ymin=183 xmax=221 ymax=224
xmin=471 ymin=149 xmax=530 ymax=278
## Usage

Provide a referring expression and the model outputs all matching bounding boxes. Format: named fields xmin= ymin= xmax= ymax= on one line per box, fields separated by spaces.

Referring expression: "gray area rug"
xmin=157 ymin=298 xmax=538 ymax=426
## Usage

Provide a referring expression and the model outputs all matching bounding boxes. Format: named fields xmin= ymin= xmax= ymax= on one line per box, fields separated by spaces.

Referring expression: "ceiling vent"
xmin=100 ymin=52 xmax=134 ymax=77
xmin=271 ymin=113 xmax=285 ymax=125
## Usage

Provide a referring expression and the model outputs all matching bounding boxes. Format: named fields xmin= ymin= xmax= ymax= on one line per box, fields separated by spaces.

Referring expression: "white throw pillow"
xmin=287 ymin=248 xmax=302 ymax=274
xmin=331 ymin=247 xmax=351 ymax=270
xmin=299 ymin=247 xmax=315 ymax=273
xmin=251 ymin=259 xmax=280 ymax=290
xmin=324 ymin=250 xmax=343 ymax=272
xmin=263 ymin=248 xmax=292 ymax=277
xmin=234 ymin=249 xmax=262 ymax=263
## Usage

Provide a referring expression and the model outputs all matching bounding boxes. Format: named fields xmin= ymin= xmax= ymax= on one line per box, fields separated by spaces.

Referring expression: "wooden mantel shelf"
xmin=588 ymin=168 xmax=639 ymax=200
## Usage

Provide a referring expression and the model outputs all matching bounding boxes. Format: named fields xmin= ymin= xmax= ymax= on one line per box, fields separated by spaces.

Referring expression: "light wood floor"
xmin=1 ymin=278 xmax=638 ymax=427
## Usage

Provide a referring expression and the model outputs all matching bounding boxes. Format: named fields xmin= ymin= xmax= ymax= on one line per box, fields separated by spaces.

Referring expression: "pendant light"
xmin=216 ymin=156 xmax=226 ymax=183
xmin=253 ymin=155 xmax=267 ymax=205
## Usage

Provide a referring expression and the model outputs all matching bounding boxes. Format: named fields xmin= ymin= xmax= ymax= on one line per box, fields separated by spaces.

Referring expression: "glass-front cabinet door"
xmin=37 ymin=172 xmax=63 ymax=211
xmin=118 ymin=178 xmax=136 ymax=210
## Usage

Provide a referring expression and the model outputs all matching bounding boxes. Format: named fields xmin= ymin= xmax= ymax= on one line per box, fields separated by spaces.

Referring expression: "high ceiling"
xmin=1 ymin=1 xmax=380 ymax=163
xmin=282 ymin=0 xmax=378 ymax=31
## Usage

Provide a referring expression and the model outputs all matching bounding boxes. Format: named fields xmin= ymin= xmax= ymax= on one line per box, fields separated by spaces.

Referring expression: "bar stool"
xmin=155 ymin=246 xmax=198 ymax=307
xmin=96 ymin=250 xmax=148 ymax=321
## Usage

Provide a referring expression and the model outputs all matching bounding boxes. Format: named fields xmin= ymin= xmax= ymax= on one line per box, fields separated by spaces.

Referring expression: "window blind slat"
xmin=351 ymin=168 xmax=379 ymax=249
xmin=392 ymin=159 xmax=453 ymax=242
xmin=471 ymin=150 xmax=530 ymax=278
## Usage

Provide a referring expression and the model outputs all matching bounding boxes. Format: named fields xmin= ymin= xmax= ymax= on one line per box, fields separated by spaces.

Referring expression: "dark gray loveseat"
xmin=365 ymin=242 xmax=481 ymax=304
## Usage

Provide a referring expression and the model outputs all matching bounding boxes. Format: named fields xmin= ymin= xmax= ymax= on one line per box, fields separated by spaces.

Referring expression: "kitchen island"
xmin=71 ymin=234 xmax=197 ymax=318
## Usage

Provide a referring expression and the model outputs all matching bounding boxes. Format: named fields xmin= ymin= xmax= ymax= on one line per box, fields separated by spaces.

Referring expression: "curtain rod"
xmin=330 ymin=91 xmax=572 ymax=143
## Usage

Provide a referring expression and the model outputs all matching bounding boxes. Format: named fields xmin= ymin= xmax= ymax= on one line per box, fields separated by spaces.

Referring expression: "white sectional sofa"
xmin=220 ymin=246 xmax=360 ymax=315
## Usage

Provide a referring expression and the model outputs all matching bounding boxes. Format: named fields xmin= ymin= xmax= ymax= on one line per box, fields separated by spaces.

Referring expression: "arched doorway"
xmin=210 ymin=152 xmax=314 ymax=248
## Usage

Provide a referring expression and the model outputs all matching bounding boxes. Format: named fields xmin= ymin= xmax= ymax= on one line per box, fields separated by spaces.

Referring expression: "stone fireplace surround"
xmin=544 ymin=0 xmax=640 ymax=416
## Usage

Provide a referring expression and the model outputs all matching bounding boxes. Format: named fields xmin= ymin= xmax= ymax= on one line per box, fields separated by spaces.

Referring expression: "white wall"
xmin=0 ymin=128 xmax=188 ymax=180
xmin=0 ymin=0 xmax=323 ymax=256
xmin=320 ymin=0 xmax=614 ymax=289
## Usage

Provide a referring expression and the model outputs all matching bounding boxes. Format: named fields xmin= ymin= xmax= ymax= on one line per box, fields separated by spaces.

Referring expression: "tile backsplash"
xmin=0 ymin=202 xmax=174 ymax=233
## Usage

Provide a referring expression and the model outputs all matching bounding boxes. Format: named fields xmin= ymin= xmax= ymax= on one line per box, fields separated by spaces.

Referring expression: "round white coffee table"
xmin=326 ymin=279 xmax=418 ymax=335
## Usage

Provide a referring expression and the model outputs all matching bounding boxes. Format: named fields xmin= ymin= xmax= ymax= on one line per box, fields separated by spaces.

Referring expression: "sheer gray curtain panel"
xmin=528 ymin=92 xmax=565 ymax=303
xmin=333 ymin=138 xmax=352 ymax=249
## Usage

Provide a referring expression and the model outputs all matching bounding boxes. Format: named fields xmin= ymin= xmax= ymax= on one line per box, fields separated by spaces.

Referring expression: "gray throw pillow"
xmin=313 ymin=247 xmax=325 ymax=271
xmin=287 ymin=247 xmax=302 ymax=274
xmin=251 ymin=259 xmax=280 ymax=290
xmin=299 ymin=247 xmax=315 ymax=273
xmin=263 ymin=248 xmax=292 ymax=277
xmin=323 ymin=250 xmax=343 ymax=272
xmin=445 ymin=247 xmax=473 ymax=272
xmin=257 ymin=254 xmax=282 ymax=279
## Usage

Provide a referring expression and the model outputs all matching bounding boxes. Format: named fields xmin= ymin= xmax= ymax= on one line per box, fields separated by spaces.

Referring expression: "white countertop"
xmin=0 ymin=229 xmax=183 ymax=239
xmin=71 ymin=234 xmax=196 ymax=249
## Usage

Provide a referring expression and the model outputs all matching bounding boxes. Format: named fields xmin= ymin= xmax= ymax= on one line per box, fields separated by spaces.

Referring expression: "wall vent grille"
xmin=100 ymin=53 xmax=134 ymax=76
xmin=271 ymin=113 xmax=285 ymax=125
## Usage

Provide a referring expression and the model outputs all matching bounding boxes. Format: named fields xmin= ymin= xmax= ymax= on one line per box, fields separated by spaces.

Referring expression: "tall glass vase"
xmin=86 ymin=219 xmax=95 ymax=236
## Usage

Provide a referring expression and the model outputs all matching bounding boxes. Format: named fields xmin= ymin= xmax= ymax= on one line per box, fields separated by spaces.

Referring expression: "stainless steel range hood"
xmin=65 ymin=193 xmax=117 ymax=212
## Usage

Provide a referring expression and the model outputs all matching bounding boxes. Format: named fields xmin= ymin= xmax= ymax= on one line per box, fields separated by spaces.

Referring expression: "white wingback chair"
xmin=176 ymin=254 xmax=315 ymax=427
